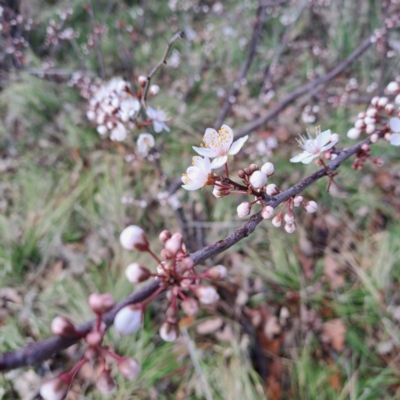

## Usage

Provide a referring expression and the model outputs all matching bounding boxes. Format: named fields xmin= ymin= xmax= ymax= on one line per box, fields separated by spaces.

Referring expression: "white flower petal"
xmin=229 ymin=135 xmax=248 ymax=155
xmin=390 ymin=133 xmax=400 ymax=146
xmin=300 ymin=154 xmax=318 ymax=164
xmin=290 ymin=152 xmax=309 ymax=163
xmin=318 ymin=129 xmax=332 ymax=147
xmin=389 ymin=117 xmax=400 ymax=133
xmin=182 ymin=181 xmax=203 ymax=190
xmin=320 ymin=139 xmax=338 ymax=152
xmin=192 ymin=146 xmax=218 ymax=157
xmin=211 ymin=156 xmax=228 ymax=169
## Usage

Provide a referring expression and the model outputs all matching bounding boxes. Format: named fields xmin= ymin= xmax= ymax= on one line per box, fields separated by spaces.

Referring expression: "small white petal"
xmin=390 ymin=133 xmax=400 ymax=146
xmin=290 ymin=152 xmax=309 ymax=163
xmin=389 ymin=117 xmax=400 ymax=133
xmin=192 ymin=146 xmax=218 ymax=158
xmin=210 ymin=155 xmax=228 ymax=169
xmin=228 ymin=135 xmax=248 ymax=155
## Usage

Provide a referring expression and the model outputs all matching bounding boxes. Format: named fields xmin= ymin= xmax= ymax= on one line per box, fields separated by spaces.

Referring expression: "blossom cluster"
xmin=115 ymin=225 xmax=224 ymax=342
xmin=44 ymin=9 xmax=77 ymax=46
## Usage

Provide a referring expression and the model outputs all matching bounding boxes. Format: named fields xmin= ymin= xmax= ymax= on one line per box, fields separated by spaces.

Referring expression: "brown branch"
xmin=0 ymin=133 xmax=371 ymax=372
xmin=233 ymin=35 xmax=373 ymax=140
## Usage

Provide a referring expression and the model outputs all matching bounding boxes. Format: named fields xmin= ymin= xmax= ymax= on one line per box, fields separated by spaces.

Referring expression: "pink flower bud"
xmin=181 ymin=298 xmax=199 ymax=316
xmin=260 ymin=162 xmax=274 ymax=176
xmin=347 ymin=128 xmax=360 ymax=139
xmin=237 ymin=202 xmax=252 ymax=218
xmin=261 ymin=205 xmax=274 ymax=220
xmin=165 ymin=232 xmax=183 ymax=256
xmin=370 ymin=133 xmax=379 ymax=143
xmin=159 ymin=321 xmax=179 ymax=342
xmin=125 ymin=263 xmax=151 ymax=284
xmin=366 ymin=108 xmax=377 ymax=117
xmin=195 ymin=286 xmax=219 ymax=304
xmin=212 ymin=186 xmax=225 ymax=198
xmin=284 ymin=222 xmax=296 ymax=233
xmin=387 ymin=81 xmax=400 ymax=93
xmin=149 ymin=85 xmax=160 ymax=96
xmin=97 ymin=369 xmax=117 ymax=394
xmin=88 ymin=293 xmax=115 ymax=315
xmin=271 ymin=213 xmax=282 ymax=227
xmin=284 ymin=210 xmax=295 ymax=223
xmin=371 ymin=97 xmax=379 ymax=107
xmin=249 ymin=170 xmax=267 ymax=189
xmin=39 ymin=377 xmax=70 ymax=400
xmin=166 ymin=305 xmax=179 ymax=324
xmin=365 ymin=124 xmax=376 ymax=134
xmin=293 ymin=195 xmax=303 ymax=207
xmin=118 ymin=358 xmax=141 ymax=381
xmin=385 ymin=104 xmax=394 ymax=115
xmin=364 ymin=116 xmax=375 ymax=125
xmin=159 ymin=230 xmax=172 ymax=243
xmin=86 ymin=330 xmax=103 ymax=346
xmin=114 ymin=305 xmax=142 ymax=335
xmin=51 ymin=316 xmax=76 ymax=337
xmin=120 ymin=225 xmax=149 ymax=252
xmin=266 ymin=184 xmax=279 ymax=196
xmin=377 ymin=97 xmax=389 ymax=108
xmin=180 ymin=257 xmax=195 ymax=271
xmin=395 ymin=94 xmax=400 ymax=105
xmin=304 ymin=201 xmax=318 ymax=213
xmin=205 ymin=265 xmax=227 ymax=279
xmin=354 ymin=119 xmax=365 ymax=129
xmin=138 ymin=75 xmax=147 ymax=87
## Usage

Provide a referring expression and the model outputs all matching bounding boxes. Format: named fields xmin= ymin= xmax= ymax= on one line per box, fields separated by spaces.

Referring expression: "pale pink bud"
xmin=118 ymin=358 xmax=141 ymax=381
xmin=114 ymin=305 xmax=142 ymax=335
xmin=84 ymin=346 xmax=99 ymax=360
xmin=347 ymin=128 xmax=360 ymax=139
xmin=364 ymin=116 xmax=375 ymax=125
xmin=357 ymin=111 xmax=366 ymax=118
xmin=195 ymin=286 xmax=219 ymax=304
xmin=120 ymin=225 xmax=149 ymax=251
xmin=212 ymin=186 xmax=225 ymax=198
xmin=181 ymin=298 xmax=199 ymax=316
xmin=261 ymin=205 xmax=274 ymax=220
xmin=377 ymin=97 xmax=389 ymax=108
xmin=159 ymin=321 xmax=179 ymax=342
xmin=385 ymin=104 xmax=394 ymax=115
xmin=166 ymin=304 xmax=179 ymax=324
xmin=237 ymin=202 xmax=252 ymax=218
xmin=304 ymin=201 xmax=318 ymax=213
xmin=51 ymin=316 xmax=76 ymax=337
xmin=371 ymin=97 xmax=379 ymax=107
xmin=386 ymin=81 xmax=399 ymax=93
xmin=160 ymin=248 xmax=173 ymax=259
xmin=365 ymin=124 xmax=376 ymax=134
xmin=260 ymin=162 xmax=274 ymax=176
xmin=159 ymin=230 xmax=172 ymax=243
xmin=284 ymin=210 xmax=295 ymax=223
xmin=354 ymin=119 xmax=365 ymax=129
xmin=205 ymin=265 xmax=227 ymax=279
xmin=249 ymin=170 xmax=267 ymax=189
xmin=180 ymin=257 xmax=195 ymax=271
xmin=97 ymin=125 xmax=107 ymax=135
xmin=284 ymin=222 xmax=296 ymax=233
xmin=97 ymin=369 xmax=117 ymax=394
xmin=366 ymin=108 xmax=377 ymax=117
xmin=272 ymin=214 xmax=282 ymax=227
xmin=149 ymin=85 xmax=160 ymax=95
xmin=165 ymin=232 xmax=183 ymax=256
xmin=266 ymin=184 xmax=279 ymax=196
xmin=86 ymin=110 xmax=95 ymax=121
xmin=370 ymin=133 xmax=379 ymax=143
xmin=138 ymin=75 xmax=147 ymax=87
xmin=39 ymin=377 xmax=70 ymax=400
xmin=157 ymin=261 xmax=169 ymax=275
xmin=293 ymin=195 xmax=303 ymax=207
xmin=90 ymin=293 xmax=115 ymax=315
xmin=86 ymin=330 xmax=103 ymax=346
xmin=125 ymin=263 xmax=151 ymax=283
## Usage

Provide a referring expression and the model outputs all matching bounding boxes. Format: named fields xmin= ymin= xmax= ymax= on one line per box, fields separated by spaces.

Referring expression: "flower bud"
xmin=365 ymin=124 xmax=375 ymax=134
xmin=249 ymin=163 xmax=259 ymax=172
xmin=51 ymin=316 xmax=76 ymax=337
xmin=366 ymin=108 xmax=377 ymax=117
xmin=181 ymin=298 xmax=199 ymax=316
xmin=205 ymin=265 xmax=227 ymax=279
xmin=212 ymin=186 xmax=225 ymax=198
xmin=370 ymin=133 xmax=379 ymax=143
xmin=86 ymin=330 xmax=103 ymax=346
xmin=395 ymin=94 xmax=400 ymax=105
xmin=125 ymin=263 xmax=151 ymax=284
xmin=165 ymin=233 xmax=183 ymax=256
xmin=354 ymin=119 xmax=365 ymax=129
xmin=347 ymin=128 xmax=360 ymax=139
xmin=40 ymin=377 xmax=70 ymax=400
xmin=237 ymin=202 xmax=252 ymax=218
xmin=138 ymin=75 xmax=147 ymax=87
xmin=371 ymin=97 xmax=379 ymax=107
xmin=364 ymin=116 xmax=375 ymax=125
xmin=249 ymin=170 xmax=267 ymax=189
xmin=166 ymin=304 xmax=179 ymax=324
xmin=180 ymin=257 xmax=195 ymax=271
xmin=97 ymin=125 xmax=107 ymax=135
xmin=377 ymin=97 xmax=389 ymax=108
xmin=120 ymin=225 xmax=149 ymax=252
xmin=114 ymin=305 xmax=142 ymax=335
xmin=160 ymin=321 xmax=179 ymax=342
xmin=284 ymin=222 xmax=296 ymax=233
xmin=330 ymin=133 xmax=339 ymax=143
xmin=261 ymin=162 xmax=274 ymax=176
xmin=386 ymin=81 xmax=399 ymax=93
xmin=261 ymin=205 xmax=274 ymax=220
xmin=272 ymin=214 xmax=282 ymax=227
xmin=159 ymin=230 xmax=172 ymax=243
xmin=284 ymin=210 xmax=295 ymax=223
xmin=304 ymin=201 xmax=318 ymax=213
xmin=149 ymin=84 xmax=160 ymax=96
xmin=97 ymin=369 xmax=117 ymax=394
xmin=194 ymin=286 xmax=219 ymax=304
xmin=118 ymin=358 xmax=141 ymax=381
xmin=293 ymin=195 xmax=303 ymax=207
xmin=88 ymin=293 xmax=115 ymax=315
xmin=265 ymin=184 xmax=278 ymax=196
xmin=385 ymin=104 xmax=394 ymax=115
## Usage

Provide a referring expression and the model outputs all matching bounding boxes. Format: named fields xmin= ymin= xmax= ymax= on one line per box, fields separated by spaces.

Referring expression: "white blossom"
xmin=146 ymin=106 xmax=170 ymax=133
xmin=182 ymin=156 xmax=213 ymax=191
xmin=192 ymin=124 xmax=248 ymax=169
xmin=290 ymin=129 xmax=338 ymax=164
xmin=389 ymin=117 xmax=400 ymax=146
xmin=137 ymin=133 xmax=155 ymax=156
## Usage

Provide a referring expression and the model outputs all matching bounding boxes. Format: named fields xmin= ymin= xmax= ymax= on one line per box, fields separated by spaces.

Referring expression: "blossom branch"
xmin=0 ymin=133 xmax=371 ymax=372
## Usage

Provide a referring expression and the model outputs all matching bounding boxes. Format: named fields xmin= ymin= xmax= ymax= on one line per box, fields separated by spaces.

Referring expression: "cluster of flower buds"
xmin=347 ymin=93 xmax=400 ymax=147
xmin=301 ymin=104 xmax=319 ymax=124
xmin=44 ymin=9 xmax=77 ymax=47
xmin=40 ymin=293 xmax=141 ymax=399
xmin=116 ymin=225 xmax=225 ymax=342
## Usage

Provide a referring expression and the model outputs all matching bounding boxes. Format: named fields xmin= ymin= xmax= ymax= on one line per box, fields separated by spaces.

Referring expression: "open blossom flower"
xmin=389 ymin=117 xmax=400 ymax=146
xmin=146 ymin=106 xmax=170 ymax=133
xmin=137 ymin=133 xmax=155 ymax=156
xmin=192 ymin=124 xmax=248 ymax=169
xmin=182 ymin=156 xmax=213 ymax=191
xmin=290 ymin=128 xmax=338 ymax=164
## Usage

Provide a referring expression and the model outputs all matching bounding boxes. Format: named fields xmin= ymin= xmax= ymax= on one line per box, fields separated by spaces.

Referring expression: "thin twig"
xmin=0 ymin=133 xmax=371 ymax=372
xmin=233 ymin=35 xmax=373 ymax=140
xmin=377 ymin=0 xmax=390 ymax=95
xmin=87 ymin=0 xmax=105 ymax=79
xmin=141 ymin=31 xmax=184 ymax=108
